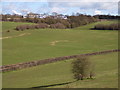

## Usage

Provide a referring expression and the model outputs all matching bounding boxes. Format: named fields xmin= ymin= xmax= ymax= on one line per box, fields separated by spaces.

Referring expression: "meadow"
xmin=2 ymin=20 xmax=118 ymax=65
xmin=2 ymin=20 xmax=118 ymax=88
xmin=3 ymin=52 xmax=118 ymax=88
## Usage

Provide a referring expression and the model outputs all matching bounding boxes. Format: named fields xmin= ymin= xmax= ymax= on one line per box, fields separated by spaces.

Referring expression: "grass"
xmin=2 ymin=52 xmax=118 ymax=88
xmin=2 ymin=20 xmax=118 ymax=88
xmin=2 ymin=20 xmax=118 ymax=65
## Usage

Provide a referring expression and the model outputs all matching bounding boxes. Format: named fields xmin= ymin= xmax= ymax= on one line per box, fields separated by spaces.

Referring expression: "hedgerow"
xmin=94 ymin=23 xmax=119 ymax=30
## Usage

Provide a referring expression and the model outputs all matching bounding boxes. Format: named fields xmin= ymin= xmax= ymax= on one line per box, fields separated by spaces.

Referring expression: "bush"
xmin=72 ymin=56 xmax=94 ymax=80
xmin=35 ymin=23 xmax=49 ymax=29
xmin=50 ymin=23 xmax=66 ymax=29
xmin=15 ymin=25 xmax=27 ymax=31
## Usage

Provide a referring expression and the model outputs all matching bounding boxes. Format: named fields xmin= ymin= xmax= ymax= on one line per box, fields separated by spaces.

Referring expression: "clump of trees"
xmin=50 ymin=23 xmax=66 ymax=29
xmin=68 ymin=15 xmax=97 ymax=28
xmin=2 ymin=14 xmax=23 ymax=21
xmin=34 ymin=23 xmax=49 ymax=29
xmin=72 ymin=56 xmax=94 ymax=80
xmin=93 ymin=23 xmax=119 ymax=30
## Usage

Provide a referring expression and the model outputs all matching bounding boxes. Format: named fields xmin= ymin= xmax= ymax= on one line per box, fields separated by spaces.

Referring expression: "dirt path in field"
xmin=50 ymin=40 xmax=69 ymax=46
xmin=0 ymin=33 xmax=31 ymax=39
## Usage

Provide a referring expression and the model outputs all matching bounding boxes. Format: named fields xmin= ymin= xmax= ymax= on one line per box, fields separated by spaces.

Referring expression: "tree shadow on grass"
xmin=31 ymin=80 xmax=77 ymax=88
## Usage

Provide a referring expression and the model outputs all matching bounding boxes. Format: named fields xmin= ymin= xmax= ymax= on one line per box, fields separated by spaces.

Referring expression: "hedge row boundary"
xmin=93 ymin=23 xmax=119 ymax=30
xmin=1 ymin=49 xmax=119 ymax=72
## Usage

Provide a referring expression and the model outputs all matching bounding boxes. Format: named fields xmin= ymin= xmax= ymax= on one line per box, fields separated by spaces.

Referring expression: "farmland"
xmin=2 ymin=20 xmax=118 ymax=88
xmin=3 ymin=52 xmax=118 ymax=88
xmin=2 ymin=20 xmax=118 ymax=65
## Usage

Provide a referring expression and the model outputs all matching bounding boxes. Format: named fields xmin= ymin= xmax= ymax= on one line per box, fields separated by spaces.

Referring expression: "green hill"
xmin=2 ymin=21 xmax=118 ymax=65
xmin=2 ymin=20 xmax=118 ymax=88
xmin=3 ymin=52 xmax=118 ymax=88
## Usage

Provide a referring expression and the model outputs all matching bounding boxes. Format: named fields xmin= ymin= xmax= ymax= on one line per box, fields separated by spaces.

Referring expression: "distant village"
xmin=1 ymin=11 xmax=119 ymax=22
xmin=0 ymin=12 xmax=68 ymax=21
xmin=26 ymin=12 xmax=68 ymax=19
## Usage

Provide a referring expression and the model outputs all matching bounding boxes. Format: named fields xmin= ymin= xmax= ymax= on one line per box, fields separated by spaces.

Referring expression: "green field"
xmin=2 ymin=20 xmax=118 ymax=88
xmin=2 ymin=21 xmax=118 ymax=65
xmin=3 ymin=52 xmax=118 ymax=88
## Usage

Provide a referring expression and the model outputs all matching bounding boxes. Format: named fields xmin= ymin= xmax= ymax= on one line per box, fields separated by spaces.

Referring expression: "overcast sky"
xmin=1 ymin=0 xmax=119 ymax=15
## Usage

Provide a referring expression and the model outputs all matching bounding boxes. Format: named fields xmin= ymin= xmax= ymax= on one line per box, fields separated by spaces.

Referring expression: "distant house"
xmin=27 ymin=13 xmax=40 ymax=18
xmin=39 ymin=14 xmax=48 ymax=18
xmin=6 ymin=18 xmax=11 ymax=21
xmin=13 ymin=18 xmax=21 ymax=22
xmin=26 ymin=13 xmax=67 ymax=19
xmin=51 ymin=14 xmax=68 ymax=19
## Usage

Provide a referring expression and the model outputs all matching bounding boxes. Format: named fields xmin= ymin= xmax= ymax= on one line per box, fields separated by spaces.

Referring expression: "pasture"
xmin=2 ymin=20 xmax=118 ymax=88
xmin=3 ymin=52 xmax=118 ymax=88
xmin=2 ymin=21 xmax=118 ymax=65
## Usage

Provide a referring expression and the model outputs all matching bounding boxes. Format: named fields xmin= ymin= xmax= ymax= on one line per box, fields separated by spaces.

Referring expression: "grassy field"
xmin=2 ymin=52 xmax=118 ymax=88
xmin=2 ymin=20 xmax=118 ymax=88
xmin=2 ymin=20 xmax=118 ymax=65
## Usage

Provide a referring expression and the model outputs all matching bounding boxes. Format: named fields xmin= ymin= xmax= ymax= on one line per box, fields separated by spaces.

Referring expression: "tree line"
xmin=1 ymin=13 xmax=98 ymax=30
xmin=1 ymin=14 xmax=119 ymax=30
xmin=93 ymin=15 xmax=119 ymax=20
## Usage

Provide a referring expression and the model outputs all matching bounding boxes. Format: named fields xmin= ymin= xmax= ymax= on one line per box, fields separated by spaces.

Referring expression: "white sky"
xmin=1 ymin=0 xmax=119 ymax=2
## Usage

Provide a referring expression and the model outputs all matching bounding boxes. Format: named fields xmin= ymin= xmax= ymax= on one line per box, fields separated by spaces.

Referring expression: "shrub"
xmin=15 ymin=25 xmax=27 ymax=31
xmin=50 ymin=23 xmax=66 ymax=29
xmin=35 ymin=23 xmax=49 ymax=29
xmin=72 ymin=56 xmax=94 ymax=80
